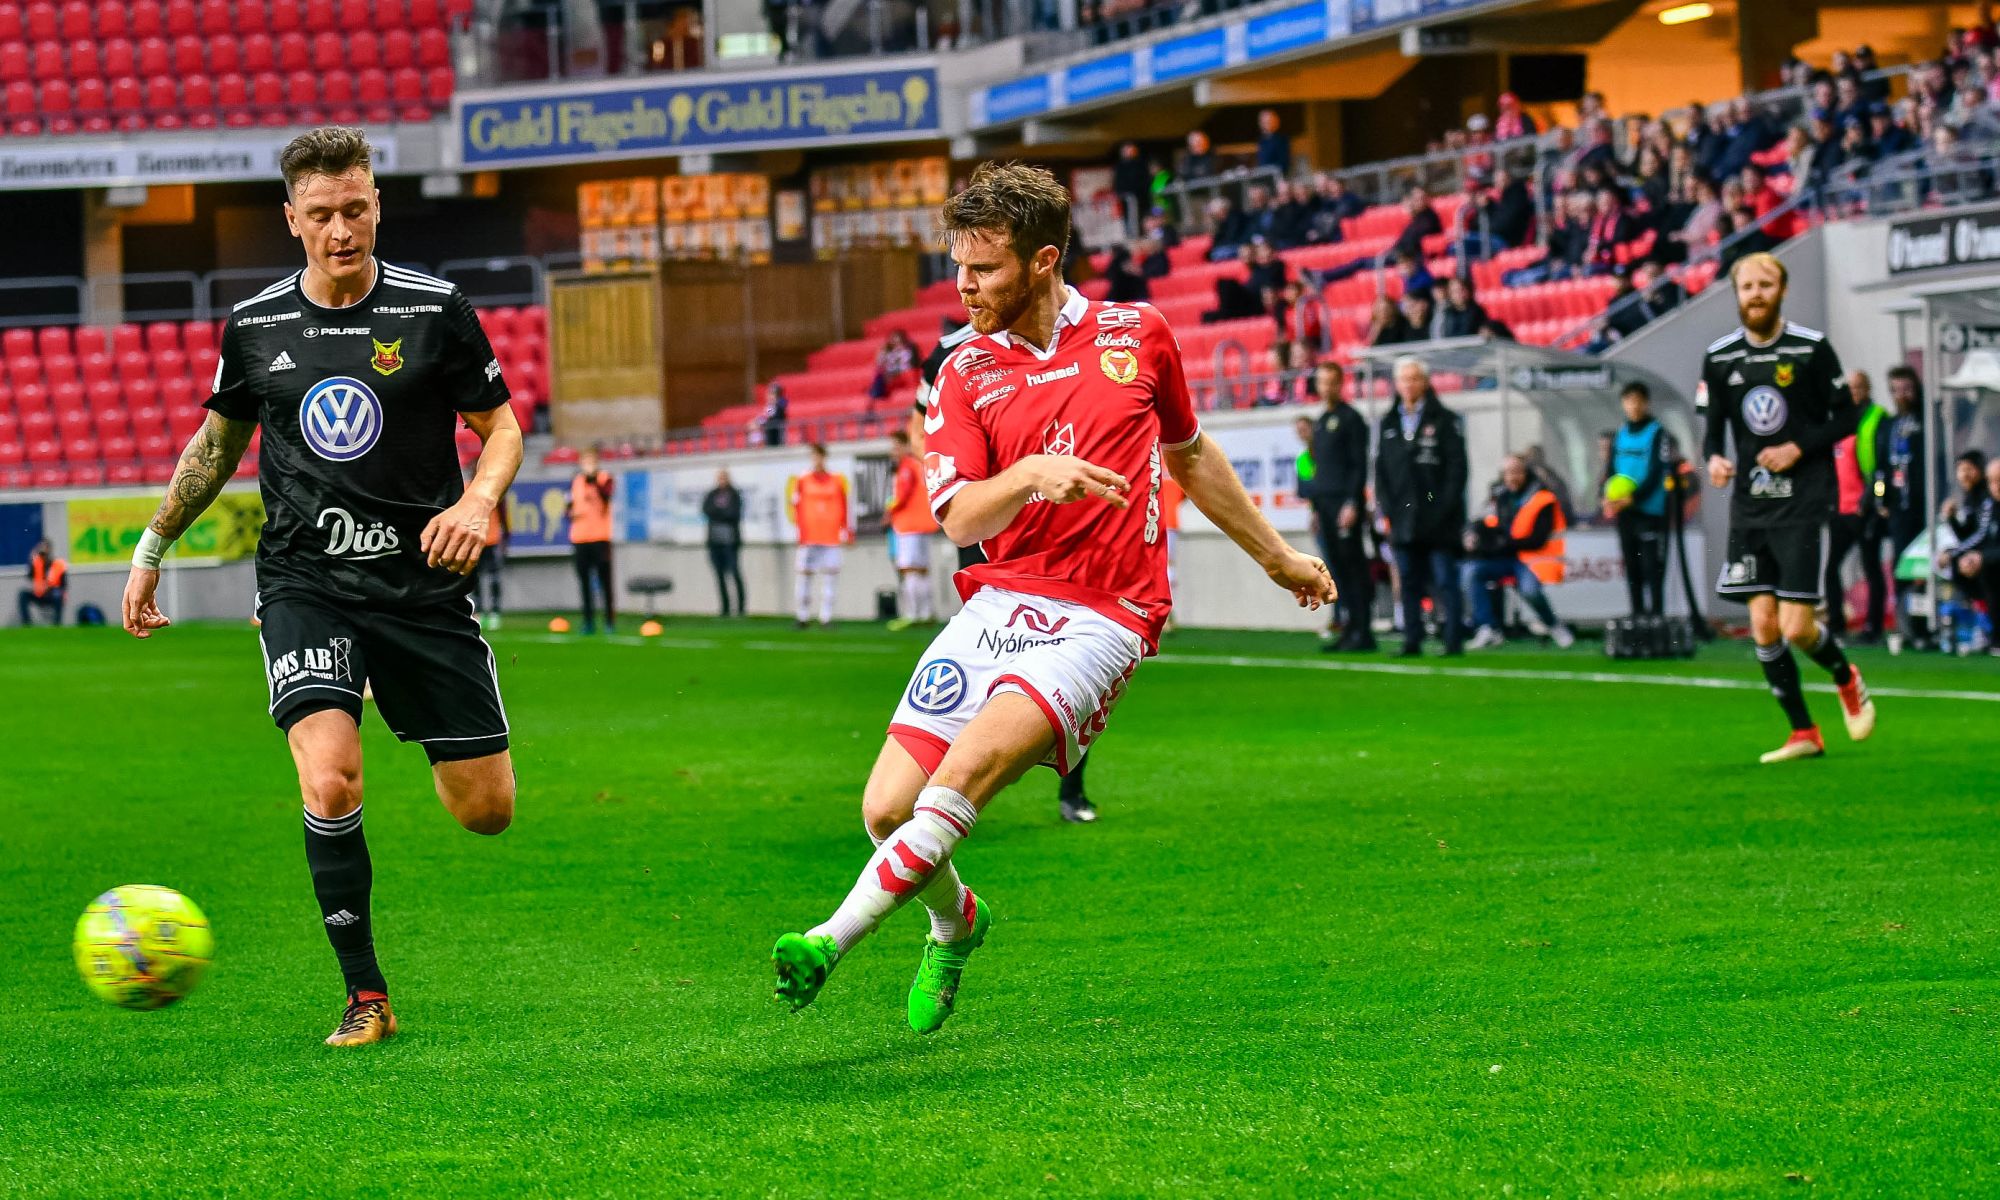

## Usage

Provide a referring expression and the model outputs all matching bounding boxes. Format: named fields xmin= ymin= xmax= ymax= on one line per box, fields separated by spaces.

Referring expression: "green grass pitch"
xmin=3 ymin=619 xmax=1999 ymax=1196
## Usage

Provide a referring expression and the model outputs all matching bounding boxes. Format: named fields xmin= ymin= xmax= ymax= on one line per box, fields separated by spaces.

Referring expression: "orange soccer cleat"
xmin=1759 ymin=727 xmax=1826 ymax=764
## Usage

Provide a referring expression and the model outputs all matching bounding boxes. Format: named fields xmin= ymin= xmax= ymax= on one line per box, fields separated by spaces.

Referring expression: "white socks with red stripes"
xmin=809 ymin=786 xmax=978 ymax=956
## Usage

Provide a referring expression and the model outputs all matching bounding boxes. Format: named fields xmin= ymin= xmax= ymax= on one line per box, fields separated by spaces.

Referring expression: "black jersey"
xmin=1698 ymin=321 xmax=1856 ymax=530
xmin=914 ymin=322 xmax=976 ymax=417
xmin=204 ymin=260 xmax=510 ymax=607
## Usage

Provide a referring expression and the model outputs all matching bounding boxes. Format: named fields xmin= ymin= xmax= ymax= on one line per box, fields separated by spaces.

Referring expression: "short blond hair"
xmin=1728 ymin=250 xmax=1787 ymax=289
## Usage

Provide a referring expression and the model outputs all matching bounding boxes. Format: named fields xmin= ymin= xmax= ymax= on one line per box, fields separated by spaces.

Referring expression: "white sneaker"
xmin=1468 ymin=626 xmax=1506 ymax=650
xmin=1550 ymin=624 xmax=1576 ymax=649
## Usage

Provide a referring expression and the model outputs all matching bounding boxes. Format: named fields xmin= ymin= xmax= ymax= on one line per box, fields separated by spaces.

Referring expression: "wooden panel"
xmin=548 ymin=270 xmax=664 ymax=446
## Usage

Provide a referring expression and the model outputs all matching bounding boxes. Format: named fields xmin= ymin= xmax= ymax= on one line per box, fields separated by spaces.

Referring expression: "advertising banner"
xmin=65 ymin=493 xmax=264 ymax=565
xmin=0 ymin=133 xmax=399 ymax=191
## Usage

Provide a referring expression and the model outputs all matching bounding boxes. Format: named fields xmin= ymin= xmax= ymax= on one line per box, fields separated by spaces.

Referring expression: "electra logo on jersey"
xmin=300 ymin=377 xmax=384 ymax=461
xmin=1026 ymin=363 xmax=1079 ymax=387
xmin=1095 ymin=333 xmax=1141 ymax=348
xmin=317 ymin=506 xmax=403 ymax=559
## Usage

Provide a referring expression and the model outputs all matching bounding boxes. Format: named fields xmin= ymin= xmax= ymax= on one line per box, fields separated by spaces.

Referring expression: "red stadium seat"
xmin=38 ymin=77 xmax=73 ymax=134
xmin=275 ymin=29 xmax=306 ymax=69
xmin=153 ymin=347 xmax=187 ymax=378
xmin=239 ymin=31 xmax=272 ymax=71
xmin=321 ymin=70 xmax=355 ymax=122
xmin=0 ymin=44 xmax=26 ymax=87
xmin=50 ymin=380 xmax=84 ymax=413
xmin=308 ymin=28 xmax=338 ymax=65
xmin=5 ymin=357 xmax=38 ymax=389
xmin=108 ymin=72 xmax=142 ymax=128
xmin=267 ymin=0 xmax=299 ymax=32
xmin=75 ymin=76 xmax=110 ymax=130
xmin=406 ymin=0 xmax=438 ymax=26
xmin=143 ymin=74 xmax=180 ymax=127
xmin=389 ymin=64 xmax=422 ymax=119
xmin=181 ymin=320 xmax=215 ymax=356
xmin=0 ymin=429 xmax=20 ymax=465
xmin=415 ymin=25 xmax=445 ymax=67
xmin=170 ymin=32 xmax=202 ymax=73
xmin=29 ymin=38 xmax=64 ymax=81
xmin=336 ymin=0 xmax=368 ymax=28
xmin=112 ymin=323 xmax=143 ymax=355
xmin=127 ymin=0 xmax=163 ymax=36
xmin=443 ymin=0 xmax=469 ymax=22
xmin=216 ymin=69 xmax=249 ymax=124
xmin=108 ymin=461 xmax=144 ymax=484
xmin=22 ymin=0 xmax=52 ymax=39
xmin=65 ymin=36 xmax=98 ymax=77
xmin=73 ymin=325 xmax=106 ymax=357
xmin=116 ymin=348 xmax=150 ymax=378
xmin=100 ymin=36 xmax=135 ymax=76
xmin=103 ymin=434 xmax=137 ymax=462
xmin=235 ymin=0 xmax=268 ymax=33
xmin=347 ymin=28 xmax=378 ymax=68
xmin=302 ymin=0 xmax=332 ymax=32
xmin=182 ymin=71 xmax=214 ymax=125
xmin=66 ymin=463 xmax=107 ymax=487
xmin=380 ymin=27 xmax=411 ymax=68
xmin=21 ymin=412 xmax=55 ymax=443
xmin=135 ymin=33 xmax=168 ymax=74
xmin=205 ymin=32 xmax=237 ymax=74
xmin=37 ymin=325 xmax=70 ymax=356
xmin=123 ymin=373 xmax=157 ymax=409
xmin=196 ymin=0 xmax=230 ymax=35
xmin=356 ymin=65 xmax=388 ymax=122
xmin=0 ymin=4 xmax=21 ymax=40
xmin=160 ymin=376 xmax=193 ymax=409
xmin=163 ymin=0 xmax=194 ymax=36
xmin=249 ymin=69 xmax=283 ymax=119
xmin=376 ymin=0 xmax=407 ymax=27
xmin=89 ymin=382 xmax=124 ymax=420
xmin=189 ymin=346 xmax=217 ymax=383
xmin=423 ymin=64 xmax=449 ymax=106
xmin=42 ymin=352 xmax=76 ymax=384
xmin=5 ymin=326 xmax=36 ymax=357
xmin=56 ymin=0 xmax=86 ymax=37
xmin=62 ymin=425 xmax=96 ymax=459
xmin=137 ymin=431 xmax=174 ymax=459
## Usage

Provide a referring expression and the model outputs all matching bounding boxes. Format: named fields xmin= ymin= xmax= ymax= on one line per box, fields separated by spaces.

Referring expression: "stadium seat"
xmin=181 ymin=320 xmax=215 ymax=356
xmin=116 ymin=348 xmax=149 ymax=379
xmin=103 ymin=433 xmax=137 ymax=462
xmin=235 ymin=0 xmax=268 ymax=33
xmin=143 ymin=75 xmax=178 ymax=127
xmin=74 ymin=326 xmax=106 ymax=357
xmin=2 ymin=327 xmax=31 ymax=358
xmin=108 ymin=73 xmax=142 ymax=128
xmin=275 ymin=29 xmax=306 ymax=70
xmin=302 ymin=0 xmax=332 ymax=32
xmin=29 ymin=38 xmax=63 ymax=81
xmin=309 ymin=29 xmax=338 ymax=65
xmin=61 ymin=432 xmax=97 ymax=462
xmin=42 ymin=351 xmax=76 ymax=384
xmin=205 ymin=33 xmax=236 ymax=74
xmin=76 ymin=77 xmax=112 ymax=132
xmin=423 ymin=63 xmax=449 ymax=107
xmin=37 ymin=325 xmax=69 ymax=356
xmin=140 ymin=459 xmax=174 ymax=484
xmin=137 ymin=430 xmax=174 ymax=459
xmin=107 ymin=460 xmax=144 ymax=484
xmin=135 ymin=34 xmax=167 ymax=74
xmin=162 ymin=0 xmax=194 ymax=36
xmin=406 ymin=0 xmax=438 ymax=26
xmin=22 ymin=0 xmax=51 ymax=39
xmin=0 ymin=4 xmax=20 ymax=40
xmin=0 ymin=44 xmax=24 ymax=88
xmin=111 ymin=324 xmax=142 ymax=355
xmin=216 ymin=69 xmax=250 ymax=124
xmin=356 ymin=66 xmax=389 ymax=122
xmin=55 ymin=0 xmax=85 ymax=37
xmin=127 ymin=0 xmax=163 ymax=36
xmin=380 ymin=27 xmax=411 ymax=68
xmin=170 ymin=31 xmax=202 ymax=73
xmin=160 ymin=376 xmax=193 ymax=409
xmin=347 ymin=28 xmax=378 ymax=69
xmin=239 ymin=31 xmax=272 ymax=71
xmin=196 ymin=0 xmax=230 ymax=35
xmin=21 ymin=408 xmax=54 ymax=441
xmin=100 ymin=36 xmax=134 ymax=76
xmin=444 ymin=0 xmax=469 ymax=22
xmin=37 ymin=77 xmax=72 ymax=133
xmin=252 ymin=70 xmax=286 ymax=123
xmin=415 ymin=26 xmax=445 ymax=68
xmin=321 ymin=69 xmax=355 ymax=122
xmin=189 ymin=346 xmax=217 ymax=383
xmin=50 ymin=379 xmax=84 ymax=413
xmin=267 ymin=0 xmax=299 ymax=32
xmin=182 ymin=71 xmax=213 ymax=124
xmin=66 ymin=463 xmax=105 ymax=486
xmin=154 ymin=347 xmax=187 ymax=378
xmin=65 ymin=35 xmax=98 ymax=77
xmin=0 ymin=430 xmax=19 ymax=465
xmin=30 ymin=464 xmax=67 ymax=489
xmin=389 ymin=65 xmax=422 ymax=120
xmin=286 ymin=66 xmax=320 ymax=122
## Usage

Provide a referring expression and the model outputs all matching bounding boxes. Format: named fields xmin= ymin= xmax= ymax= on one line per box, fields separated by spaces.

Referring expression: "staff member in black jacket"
xmin=1306 ymin=360 xmax=1375 ymax=651
xmin=702 ymin=469 xmax=746 ymax=617
xmin=1375 ymin=356 xmax=1469 ymax=656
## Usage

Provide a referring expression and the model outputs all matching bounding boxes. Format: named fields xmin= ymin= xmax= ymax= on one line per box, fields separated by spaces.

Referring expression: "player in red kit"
xmin=771 ymin=163 xmax=1334 ymax=1032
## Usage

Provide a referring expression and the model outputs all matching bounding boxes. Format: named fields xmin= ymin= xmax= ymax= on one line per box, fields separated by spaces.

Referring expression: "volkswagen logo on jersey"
xmin=300 ymin=376 xmax=384 ymax=461
xmin=907 ymin=659 xmax=967 ymax=715
xmin=1742 ymin=385 xmax=1788 ymax=436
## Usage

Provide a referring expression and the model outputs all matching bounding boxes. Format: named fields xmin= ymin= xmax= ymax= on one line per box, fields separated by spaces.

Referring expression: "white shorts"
xmin=893 ymin=532 xmax=933 ymax=571
xmin=796 ymin=544 xmax=844 ymax=573
xmin=887 ymin=587 xmax=1146 ymax=776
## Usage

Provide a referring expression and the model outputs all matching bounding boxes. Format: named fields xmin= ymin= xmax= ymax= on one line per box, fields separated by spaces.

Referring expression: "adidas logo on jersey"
xmin=324 ymin=909 xmax=359 ymax=926
xmin=270 ymin=350 xmax=296 ymax=372
xmin=1727 ymin=369 xmax=1745 ymax=385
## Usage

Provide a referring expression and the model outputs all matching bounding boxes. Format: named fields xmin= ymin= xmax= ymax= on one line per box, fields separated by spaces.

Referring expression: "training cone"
xmin=548 ymin=617 xmax=573 ymax=633
xmin=639 ymin=620 xmax=664 ymax=637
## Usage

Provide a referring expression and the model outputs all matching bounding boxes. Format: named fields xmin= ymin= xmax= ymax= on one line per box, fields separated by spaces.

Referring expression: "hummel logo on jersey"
xmin=269 ymin=350 xmax=296 ymax=372
xmin=1096 ymin=306 xmax=1143 ymax=329
xmin=325 ymin=909 xmax=359 ymax=926
xmin=1027 ymin=363 xmax=1079 ymax=387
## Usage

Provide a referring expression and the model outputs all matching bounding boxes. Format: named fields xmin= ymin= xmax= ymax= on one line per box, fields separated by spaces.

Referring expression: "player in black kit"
xmin=119 ymin=128 xmax=525 ymax=1046
xmin=1699 ymin=253 xmax=1876 ymax=764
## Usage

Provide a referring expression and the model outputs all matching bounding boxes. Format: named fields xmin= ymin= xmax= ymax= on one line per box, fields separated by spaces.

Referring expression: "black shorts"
xmin=1716 ymin=523 xmax=1828 ymax=604
xmin=256 ymin=593 xmax=509 ymax=764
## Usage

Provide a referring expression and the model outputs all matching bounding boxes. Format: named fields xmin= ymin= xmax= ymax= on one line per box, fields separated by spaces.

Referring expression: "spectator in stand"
xmin=1669 ymin=175 xmax=1726 ymax=259
xmin=1273 ymin=278 xmax=1323 ymax=371
xmin=1580 ymin=186 xmax=1639 ymax=276
xmin=1112 ymin=141 xmax=1150 ymax=234
xmin=1462 ymin=454 xmax=1577 ymax=650
xmin=1146 ymin=155 xmax=1177 ymax=220
xmin=1392 ymin=250 xmax=1436 ymax=301
xmin=1180 ymin=130 xmax=1216 ymax=184
xmin=1104 ymin=244 xmax=1151 ymax=303
xmin=1485 ymin=169 xmax=1535 ymax=250
xmin=1256 ymin=108 xmax=1291 ymax=176
xmin=1710 ymin=96 xmax=1782 ymax=183
xmin=1857 ymin=44 xmax=1890 ymax=101
xmin=1204 ymin=237 xmax=1286 ymax=322
xmin=1326 ymin=187 xmax=1440 ymax=284
xmin=757 ymin=381 xmax=788 ymax=447
xmin=1136 ymin=234 xmax=1172 ymax=278
xmin=1141 ymin=208 xmax=1180 ymax=250
xmin=1269 ymin=179 xmax=1318 ymax=249
xmin=1316 ymin=172 xmax=1365 ymax=225
xmin=866 ymin=330 xmax=917 ymax=403
xmin=17 ymin=539 xmax=66 ymax=626
xmin=1397 ymin=291 xmax=1434 ymax=346
xmin=1594 ymin=260 xmax=1684 ymax=349
xmin=1494 ymin=92 xmax=1536 ymax=140
xmin=1376 ymin=356 xmax=1469 ymax=657
xmin=1432 ymin=275 xmax=1488 ymax=340
xmin=1871 ymin=103 xmax=1915 ymax=158
xmin=1539 ymin=125 xmax=1579 ymax=197
xmin=1506 ymin=189 xmax=1592 ymax=286
xmin=1206 ymin=195 xmax=1249 ymax=261
xmin=1367 ymin=295 xmax=1414 ymax=346
xmin=1576 ymin=119 xmax=1618 ymax=178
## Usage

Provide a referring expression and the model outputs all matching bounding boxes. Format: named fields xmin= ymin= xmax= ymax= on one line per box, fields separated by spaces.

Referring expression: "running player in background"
xmin=1701 ymin=252 xmax=1876 ymax=763
xmin=771 ymin=163 xmax=1333 ymax=1031
xmin=789 ymin=443 xmax=850 ymax=628
xmin=886 ymin=429 xmax=938 ymax=630
xmin=119 ymin=127 xmax=523 ymax=1046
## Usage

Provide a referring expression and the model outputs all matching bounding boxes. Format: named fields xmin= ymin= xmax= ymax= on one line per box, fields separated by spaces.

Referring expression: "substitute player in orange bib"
xmin=789 ymin=443 xmax=850 ymax=628
xmin=770 ymin=163 xmax=1334 ymax=1032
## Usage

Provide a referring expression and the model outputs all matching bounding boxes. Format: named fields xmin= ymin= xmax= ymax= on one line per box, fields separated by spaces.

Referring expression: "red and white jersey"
xmin=923 ymin=287 xmax=1201 ymax=649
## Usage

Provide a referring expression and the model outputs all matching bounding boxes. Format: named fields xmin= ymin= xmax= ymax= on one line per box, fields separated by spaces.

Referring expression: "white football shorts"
xmin=795 ymin=544 xmax=844 ymax=573
xmin=892 ymin=532 xmax=933 ymax=571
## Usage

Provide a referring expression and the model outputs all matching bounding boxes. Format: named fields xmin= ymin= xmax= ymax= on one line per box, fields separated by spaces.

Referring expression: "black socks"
xmin=304 ymin=805 xmax=387 ymax=996
xmin=1755 ymin=641 xmax=1815 ymax=732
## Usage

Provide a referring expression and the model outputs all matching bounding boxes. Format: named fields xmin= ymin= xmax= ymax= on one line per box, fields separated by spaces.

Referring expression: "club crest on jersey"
xmin=907 ymin=659 xmax=968 ymax=715
xmin=1773 ymin=361 xmax=1794 ymax=388
xmin=1096 ymin=306 xmax=1143 ymax=329
xmin=1100 ymin=348 xmax=1139 ymax=385
xmin=370 ymin=337 xmax=404 ymax=376
xmin=299 ymin=377 xmax=383 ymax=462
xmin=1043 ymin=419 xmax=1075 ymax=457
xmin=1742 ymin=385 xmax=1788 ymax=436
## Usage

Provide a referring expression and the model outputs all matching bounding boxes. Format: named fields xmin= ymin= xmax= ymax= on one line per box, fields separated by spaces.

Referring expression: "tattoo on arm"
xmin=149 ymin=415 xmax=256 ymax=540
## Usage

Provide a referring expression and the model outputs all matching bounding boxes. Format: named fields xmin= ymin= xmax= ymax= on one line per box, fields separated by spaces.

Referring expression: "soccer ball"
xmin=1604 ymin=473 xmax=1638 ymax=504
xmin=72 ymin=885 xmax=214 ymax=1010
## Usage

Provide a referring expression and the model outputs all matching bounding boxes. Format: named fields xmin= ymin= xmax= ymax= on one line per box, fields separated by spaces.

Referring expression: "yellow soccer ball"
xmin=73 ymin=885 xmax=214 ymax=1010
xmin=1604 ymin=473 xmax=1638 ymax=504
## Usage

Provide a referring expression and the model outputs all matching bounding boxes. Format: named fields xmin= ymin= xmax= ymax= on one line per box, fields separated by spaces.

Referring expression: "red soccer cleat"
xmin=1836 ymin=667 xmax=1876 ymax=741
xmin=1760 ymin=727 xmax=1826 ymax=764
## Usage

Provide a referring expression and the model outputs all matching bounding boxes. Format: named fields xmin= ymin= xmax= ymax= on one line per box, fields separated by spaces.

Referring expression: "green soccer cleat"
xmin=771 ymin=932 xmax=838 ymax=1012
xmin=907 ymin=893 xmax=991 ymax=1035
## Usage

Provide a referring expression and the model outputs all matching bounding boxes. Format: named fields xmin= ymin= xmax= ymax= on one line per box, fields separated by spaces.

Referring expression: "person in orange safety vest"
xmin=1461 ymin=454 xmax=1575 ymax=649
xmin=18 ymin=539 xmax=67 ymax=626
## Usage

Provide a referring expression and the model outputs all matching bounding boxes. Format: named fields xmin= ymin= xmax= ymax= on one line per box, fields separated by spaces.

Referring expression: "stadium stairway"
xmin=0 ymin=301 xmax=546 ymax=489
